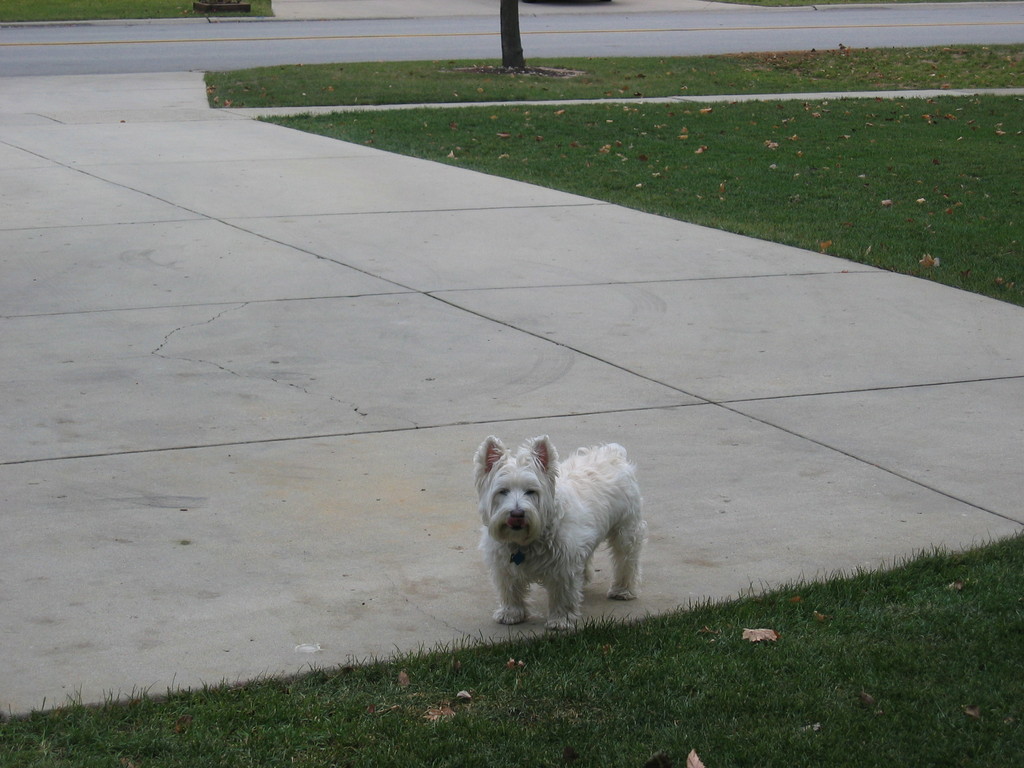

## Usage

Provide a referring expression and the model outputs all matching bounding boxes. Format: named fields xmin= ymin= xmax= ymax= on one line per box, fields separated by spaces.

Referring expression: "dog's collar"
xmin=510 ymin=548 xmax=526 ymax=565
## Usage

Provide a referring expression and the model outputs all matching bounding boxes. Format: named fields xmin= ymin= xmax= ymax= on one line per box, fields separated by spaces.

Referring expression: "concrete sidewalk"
xmin=1 ymin=71 xmax=1022 ymax=715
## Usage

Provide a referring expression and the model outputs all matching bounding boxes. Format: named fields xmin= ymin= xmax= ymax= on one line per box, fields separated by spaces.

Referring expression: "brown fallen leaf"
xmin=687 ymin=749 xmax=707 ymax=768
xmin=742 ymin=628 xmax=780 ymax=643
xmin=424 ymin=703 xmax=456 ymax=721
xmin=948 ymin=579 xmax=965 ymax=591
xmin=397 ymin=670 xmax=410 ymax=687
xmin=919 ymin=253 xmax=941 ymax=268
xmin=813 ymin=611 xmax=831 ymax=622
xmin=964 ymin=705 xmax=982 ymax=720
xmin=859 ymin=691 xmax=877 ymax=708
xmin=173 ymin=714 xmax=193 ymax=734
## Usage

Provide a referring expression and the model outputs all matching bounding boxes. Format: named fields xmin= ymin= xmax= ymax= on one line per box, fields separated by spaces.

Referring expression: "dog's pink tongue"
xmin=508 ymin=517 xmax=526 ymax=529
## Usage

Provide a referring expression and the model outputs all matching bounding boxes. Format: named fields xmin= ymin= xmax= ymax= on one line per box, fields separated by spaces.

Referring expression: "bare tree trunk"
xmin=500 ymin=0 xmax=526 ymax=70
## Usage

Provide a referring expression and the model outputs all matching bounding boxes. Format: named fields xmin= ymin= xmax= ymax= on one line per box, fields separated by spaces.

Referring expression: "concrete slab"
xmin=0 ymin=165 xmax=202 ymax=229
xmin=437 ymin=272 xmax=1024 ymax=401
xmin=90 ymin=152 xmax=598 ymax=219
xmin=0 ymin=118 xmax=370 ymax=167
xmin=1 ymin=114 xmax=601 ymax=220
xmin=236 ymin=205 xmax=865 ymax=293
xmin=0 ymin=72 xmax=210 ymax=116
xmin=3 ymin=407 xmax=1015 ymax=712
xmin=0 ymin=219 xmax=397 ymax=315
xmin=732 ymin=378 xmax=1024 ymax=524
xmin=1 ymin=70 xmax=1022 ymax=715
xmin=1 ymin=294 xmax=693 ymax=463
xmin=0 ymin=143 xmax=52 ymax=168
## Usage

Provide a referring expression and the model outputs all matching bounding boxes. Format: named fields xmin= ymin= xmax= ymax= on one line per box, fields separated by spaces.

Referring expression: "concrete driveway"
xmin=1 ymin=69 xmax=1021 ymax=714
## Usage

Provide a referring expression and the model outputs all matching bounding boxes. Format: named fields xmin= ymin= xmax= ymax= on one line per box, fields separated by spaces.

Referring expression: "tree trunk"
xmin=500 ymin=0 xmax=526 ymax=70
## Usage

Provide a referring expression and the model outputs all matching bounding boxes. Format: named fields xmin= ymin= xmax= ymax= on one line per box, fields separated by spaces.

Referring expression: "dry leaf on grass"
xmin=687 ymin=749 xmax=707 ymax=768
xmin=397 ymin=670 xmax=410 ymax=687
xmin=742 ymin=628 xmax=780 ymax=642
xmin=424 ymin=703 xmax=456 ymax=721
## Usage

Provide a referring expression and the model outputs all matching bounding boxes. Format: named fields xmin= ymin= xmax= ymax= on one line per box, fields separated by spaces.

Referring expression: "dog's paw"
xmin=607 ymin=586 xmax=638 ymax=601
xmin=493 ymin=606 xmax=527 ymax=625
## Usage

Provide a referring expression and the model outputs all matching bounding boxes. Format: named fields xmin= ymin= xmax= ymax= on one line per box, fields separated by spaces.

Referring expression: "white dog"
xmin=474 ymin=435 xmax=646 ymax=630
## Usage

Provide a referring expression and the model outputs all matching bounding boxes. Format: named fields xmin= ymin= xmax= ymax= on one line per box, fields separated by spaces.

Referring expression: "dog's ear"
xmin=527 ymin=435 xmax=559 ymax=480
xmin=474 ymin=436 xmax=506 ymax=486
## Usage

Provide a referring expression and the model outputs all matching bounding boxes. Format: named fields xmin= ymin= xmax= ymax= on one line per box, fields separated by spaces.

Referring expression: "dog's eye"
xmin=496 ymin=488 xmax=510 ymax=496
xmin=525 ymin=489 xmax=538 ymax=497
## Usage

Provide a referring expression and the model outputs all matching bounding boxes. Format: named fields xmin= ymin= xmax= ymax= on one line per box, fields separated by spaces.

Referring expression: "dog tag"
xmin=510 ymin=550 xmax=525 ymax=565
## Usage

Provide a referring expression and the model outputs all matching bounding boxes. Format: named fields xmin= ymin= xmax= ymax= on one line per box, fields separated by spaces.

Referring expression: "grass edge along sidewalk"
xmin=2 ymin=535 xmax=1022 ymax=766
xmin=204 ymin=47 xmax=1024 ymax=109
xmin=266 ymin=91 xmax=1023 ymax=309
xmin=211 ymin=46 xmax=1024 ymax=307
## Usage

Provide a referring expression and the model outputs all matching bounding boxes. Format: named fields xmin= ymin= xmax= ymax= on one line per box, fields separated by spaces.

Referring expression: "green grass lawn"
xmin=0 ymin=0 xmax=271 ymax=22
xmin=3 ymin=536 xmax=1022 ymax=766
xmin=206 ymin=47 xmax=1024 ymax=108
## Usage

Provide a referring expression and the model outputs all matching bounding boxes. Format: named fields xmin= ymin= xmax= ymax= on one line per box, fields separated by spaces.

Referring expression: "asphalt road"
xmin=2 ymin=3 xmax=1023 ymax=76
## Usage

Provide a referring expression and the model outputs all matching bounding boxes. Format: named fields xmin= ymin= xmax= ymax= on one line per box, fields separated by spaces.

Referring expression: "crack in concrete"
xmin=151 ymin=303 xmax=249 ymax=376
xmin=150 ymin=302 xmax=379 ymax=419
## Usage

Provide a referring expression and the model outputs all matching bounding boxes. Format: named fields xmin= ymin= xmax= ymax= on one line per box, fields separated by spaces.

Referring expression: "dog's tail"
xmin=572 ymin=442 xmax=632 ymax=468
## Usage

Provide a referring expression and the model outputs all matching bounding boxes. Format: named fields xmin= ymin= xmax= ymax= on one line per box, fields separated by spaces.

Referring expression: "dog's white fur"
xmin=474 ymin=435 xmax=646 ymax=630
